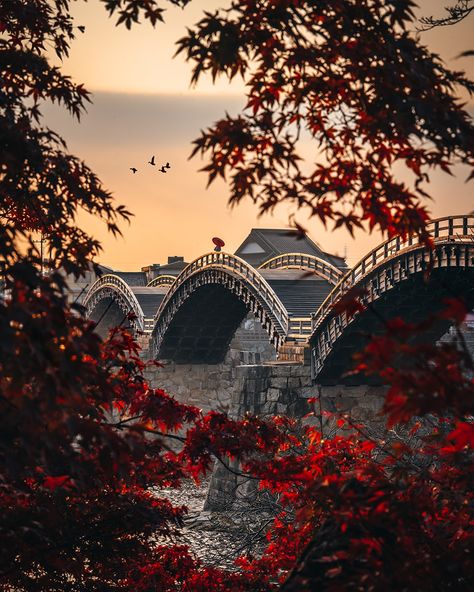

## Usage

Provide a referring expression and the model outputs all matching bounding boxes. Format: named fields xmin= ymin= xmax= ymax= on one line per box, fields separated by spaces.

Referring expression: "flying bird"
xmin=148 ymin=155 xmax=156 ymax=166
xmin=130 ymin=167 xmax=138 ymax=174
xmin=159 ymin=166 xmax=167 ymax=173
xmin=165 ymin=162 xmax=171 ymax=169
xmin=77 ymin=25 xmax=86 ymax=33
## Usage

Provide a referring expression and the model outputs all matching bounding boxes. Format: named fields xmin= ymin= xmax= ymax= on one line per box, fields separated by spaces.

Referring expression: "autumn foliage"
xmin=1 ymin=0 xmax=474 ymax=590
xmin=178 ymin=0 xmax=474 ymax=239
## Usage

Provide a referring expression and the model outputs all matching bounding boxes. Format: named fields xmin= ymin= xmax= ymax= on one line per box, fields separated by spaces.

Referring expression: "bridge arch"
xmin=259 ymin=253 xmax=344 ymax=285
xmin=151 ymin=252 xmax=289 ymax=363
xmin=311 ymin=215 xmax=474 ymax=384
xmin=146 ymin=274 xmax=176 ymax=288
xmin=83 ymin=274 xmax=145 ymax=336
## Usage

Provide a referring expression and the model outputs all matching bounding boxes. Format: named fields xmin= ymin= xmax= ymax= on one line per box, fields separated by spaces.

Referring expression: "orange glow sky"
xmin=44 ymin=1 xmax=474 ymax=270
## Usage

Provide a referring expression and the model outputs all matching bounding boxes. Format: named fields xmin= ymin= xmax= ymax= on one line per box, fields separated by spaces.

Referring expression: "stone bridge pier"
xmin=146 ymin=354 xmax=388 ymax=511
xmin=144 ymin=313 xmax=278 ymax=414
xmin=203 ymin=363 xmax=389 ymax=510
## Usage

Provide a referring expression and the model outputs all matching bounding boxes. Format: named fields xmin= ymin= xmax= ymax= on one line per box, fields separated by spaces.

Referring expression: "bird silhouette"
xmin=159 ymin=166 xmax=167 ymax=173
xmin=130 ymin=167 xmax=138 ymax=174
xmin=77 ymin=25 xmax=86 ymax=33
xmin=148 ymin=155 xmax=156 ymax=166
xmin=165 ymin=162 xmax=171 ymax=169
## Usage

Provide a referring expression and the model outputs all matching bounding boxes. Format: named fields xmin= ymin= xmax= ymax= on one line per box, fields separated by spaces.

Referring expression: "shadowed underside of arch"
xmin=83 ymin=274 xmax=145 ymax=333
xmin=151 ymin=253 xmax=289 ymax=363
xmin=312 ymin=239 xmax=474 ymax=385
xmin=156 ymin=284 xmax=249 ymax=363
xmin=86 ymin=297 xmax=135 ymax=339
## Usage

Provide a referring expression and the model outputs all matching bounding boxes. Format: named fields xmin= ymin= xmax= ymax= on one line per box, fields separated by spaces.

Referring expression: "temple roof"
xmin=234 ymin=228 xmax=347 ymax=269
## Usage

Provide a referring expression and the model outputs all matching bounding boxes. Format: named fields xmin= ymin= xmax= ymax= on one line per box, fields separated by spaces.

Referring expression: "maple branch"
xmin=419 ymin=1 xmax=473 ymax=30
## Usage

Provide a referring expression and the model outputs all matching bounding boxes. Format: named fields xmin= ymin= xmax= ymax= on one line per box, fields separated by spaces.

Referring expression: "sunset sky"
xmin=44 ymin=1 xmax=474 ymax=270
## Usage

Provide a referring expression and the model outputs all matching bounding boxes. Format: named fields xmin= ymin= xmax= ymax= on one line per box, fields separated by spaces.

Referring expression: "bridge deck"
xmin=132 ymin=287 xmax=168 ymax=320
xmin=83 ymin=215 xmax=474 ymax=374
xmin=116 ymin=265 xmax=334 ymax=330
xmin=260 ymin=269 xmax=332 ymax=317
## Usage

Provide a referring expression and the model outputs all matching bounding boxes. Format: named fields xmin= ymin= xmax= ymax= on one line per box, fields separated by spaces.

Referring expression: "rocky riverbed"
xmin=158 ymin=475 xmax=274 ymax=570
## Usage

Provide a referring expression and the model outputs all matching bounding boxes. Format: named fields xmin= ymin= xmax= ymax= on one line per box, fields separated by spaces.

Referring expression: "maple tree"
xmin=1 ymin=1 xmax=474 ymax=590
xmin=249 ymin=305 xmax=474 ymax=591
xmin=178 ymin=0 xmax=474 ymax=240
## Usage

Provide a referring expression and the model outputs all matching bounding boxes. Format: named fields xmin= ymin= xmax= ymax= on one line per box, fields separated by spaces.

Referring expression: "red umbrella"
xmin=212 ymin=237 xmax=225 ymax=248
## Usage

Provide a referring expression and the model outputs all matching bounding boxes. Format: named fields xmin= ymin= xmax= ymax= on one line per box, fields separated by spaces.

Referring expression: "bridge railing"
xmin=259 ymin=253 xmax=344 ymax=285
xmin=288 ymin=316 xmax=313 ymax=340
xmin=312 ymin=215 xmax=474 ymax=333
xmin=83 ymin=274 xmax=145 ymax=331
xmin=146 ymin=274 xmax=176 ymax=288
xmin=153 ymin=251 xmax=289 ymax=332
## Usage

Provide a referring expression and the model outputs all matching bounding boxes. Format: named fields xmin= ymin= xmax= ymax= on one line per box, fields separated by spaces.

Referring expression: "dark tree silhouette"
xmin=0 ymin=1 xmax=276 ymax=588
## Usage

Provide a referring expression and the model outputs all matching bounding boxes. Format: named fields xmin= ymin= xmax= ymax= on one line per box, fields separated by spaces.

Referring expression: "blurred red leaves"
xmin=354 ymin=300 xmax=473 ymax=426
xmin=43 ymin=475 xmax=72 ymax=491
xmin=331 ymin=286 xmax=367 ymax=318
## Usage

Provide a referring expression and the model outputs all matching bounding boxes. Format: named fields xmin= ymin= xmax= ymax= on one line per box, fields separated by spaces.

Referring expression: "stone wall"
xmin=145 ymin=349 xmax=245 ymax=414
xmin=145 ymin=313 xmax=276 ymax=413
xmin=205 ymin=363 xmax=311 ymax=510
xmin=232 ymin=363 xmax=312 ymax=418
xmin=230 ymin=313 xmax=277 ymax=362
xmin=204 ymin=364 xmax=390 ymax=510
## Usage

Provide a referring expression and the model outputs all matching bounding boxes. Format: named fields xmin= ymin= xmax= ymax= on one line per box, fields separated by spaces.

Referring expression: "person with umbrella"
xmin=212 ymin=237 xmax=225 ymax=252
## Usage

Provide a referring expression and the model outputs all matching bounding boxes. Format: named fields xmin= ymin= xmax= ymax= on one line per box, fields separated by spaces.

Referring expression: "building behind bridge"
xmin=67 ymin=227 xmax=346 ymax=300
xmin=234 ymin=228 xmax=346 ymax=270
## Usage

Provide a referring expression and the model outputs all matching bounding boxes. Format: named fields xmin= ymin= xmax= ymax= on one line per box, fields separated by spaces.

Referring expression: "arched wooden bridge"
xmin=83 ymin=215 xmax=474 ymax=381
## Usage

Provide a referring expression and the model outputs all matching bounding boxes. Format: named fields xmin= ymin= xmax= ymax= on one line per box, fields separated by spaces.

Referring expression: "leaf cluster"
xmin=178 ymin=0 xmax=474 ymax=238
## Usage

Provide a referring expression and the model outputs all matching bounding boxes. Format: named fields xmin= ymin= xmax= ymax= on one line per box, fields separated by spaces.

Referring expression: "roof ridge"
xmin=251 ymin=229 xmax=281 ymax=253
xmin=250 ymin=227 xmax=325 ymax=251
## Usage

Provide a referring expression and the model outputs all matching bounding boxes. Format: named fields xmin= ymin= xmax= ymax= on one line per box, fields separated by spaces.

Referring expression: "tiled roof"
xmin=260 ymin=269 xmax=333 ymax=316
xmin=156 ymin=261 xmax=188 ymax=274
xmin=95 ymin=263 xmax=114 ymax=275
xmin=235 ymin=229 xmax=347 ymax=269
xmin=114 ymin=271 xmax=147 ymax=286
xmin=133 ymin=289 xmax=168 ymax=318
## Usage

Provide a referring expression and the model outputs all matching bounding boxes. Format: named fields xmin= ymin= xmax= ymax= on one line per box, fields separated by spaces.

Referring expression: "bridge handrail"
xmin=153 ymin=251 xmax=289 ymax=332
xmin=312 ymin=215 xmax=474 ymax=333
xmin=259 ymin=252 xmax=344 ymax=285
xmin=83 ymin=274 xmax=145 ymax=331
xmin=146 ymin=274 xmax=177 ymax=288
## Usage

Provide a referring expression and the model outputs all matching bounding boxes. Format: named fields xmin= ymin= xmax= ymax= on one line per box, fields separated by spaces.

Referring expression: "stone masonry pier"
xmin=204 ymin=364 xmax=388 ymax=510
